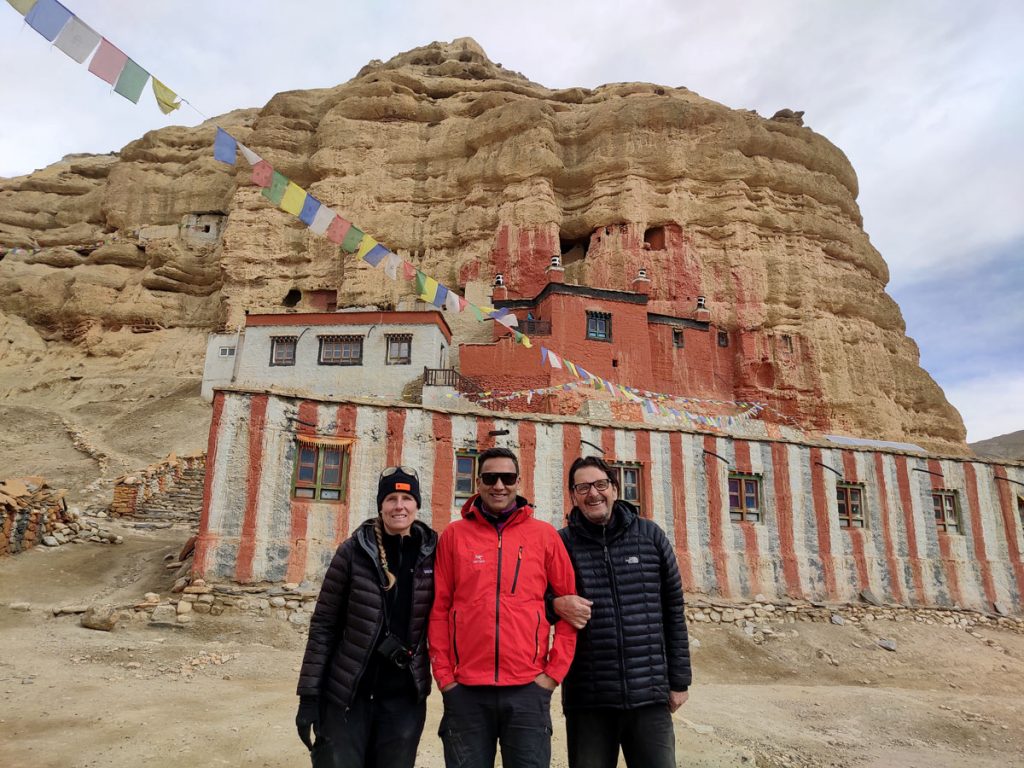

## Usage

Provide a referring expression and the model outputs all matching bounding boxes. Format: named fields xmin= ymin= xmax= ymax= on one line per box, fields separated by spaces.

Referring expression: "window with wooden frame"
xmin=454 ymin=451 xmax=479 ymax=500
xmin=270 ymin=336 xmax=297 ymax=366
xmin=728 ymin=473 xmax=762 ymax=522
xmin=586 ymin=311 xmax=612 ymax=341
xmin=836 ymin=483 xmax=867 ymax=528
xmin=385 ymin=333 xmax=412 ymax=365
xmin=293 ymin=439 xmax=352 ymax=502
xmin=717 ymin=330 xmax=730 ymax=348
xmin=932 ymin=490 xmax=962 ymax=534
xmin=672 ymin=328 xmax=685 ymax=348
xmin=608 ymin=462 xmax=643 ymax=514
xmin=219 ymin=346 xmax=236 ymax=358
xmin=318 ymin=335 xmax=362 ymax=365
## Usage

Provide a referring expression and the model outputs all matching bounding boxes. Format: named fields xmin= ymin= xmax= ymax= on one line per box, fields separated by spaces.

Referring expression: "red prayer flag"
xmin=325 ymin=215 xmax=352 ymax=245
xmin=401 ymin=261 xmax=417 ymax=280
xmin=88 ymin=38 xmax=128 ymax=86
xmin=250 ymin=160 xmax=273 ymax=187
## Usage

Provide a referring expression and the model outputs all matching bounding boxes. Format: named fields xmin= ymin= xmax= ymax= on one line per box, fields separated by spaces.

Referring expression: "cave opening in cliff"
xmin=644 ymin=225 xmax=667 ymax=250
xmin=282 ymin=288 xmax=302 ymax=308
xmin=559 ymin=234 xmax=590 ymax=266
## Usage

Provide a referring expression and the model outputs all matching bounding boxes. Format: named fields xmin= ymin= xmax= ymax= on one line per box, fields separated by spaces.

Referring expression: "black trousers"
xmin=314 ymin=689 xmax=426 ymax=768
xmin=439 ymin=683 xmax=554 ymax=768
xmin=565 ymin=704 xmax=677 ymax=768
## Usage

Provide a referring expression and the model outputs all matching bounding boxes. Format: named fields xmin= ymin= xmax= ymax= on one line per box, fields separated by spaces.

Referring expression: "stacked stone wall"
xmin=110 ymin=453 xmax=206 ymax=523
xmin=1 ymin=478 xmax=68 ymax=555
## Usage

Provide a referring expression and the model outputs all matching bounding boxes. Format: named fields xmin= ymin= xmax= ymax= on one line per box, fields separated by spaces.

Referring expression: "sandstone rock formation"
xmin=0 ymin=37 xmax=967 ymax=460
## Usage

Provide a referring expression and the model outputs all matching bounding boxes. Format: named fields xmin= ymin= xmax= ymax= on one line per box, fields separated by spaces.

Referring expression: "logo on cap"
xmin=395 ymin=482 xmax=411 ymax=491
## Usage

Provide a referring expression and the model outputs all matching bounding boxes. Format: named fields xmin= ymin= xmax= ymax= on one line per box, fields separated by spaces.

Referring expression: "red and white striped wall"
xmin=194 ymin=390 xmax=1024 ymax=613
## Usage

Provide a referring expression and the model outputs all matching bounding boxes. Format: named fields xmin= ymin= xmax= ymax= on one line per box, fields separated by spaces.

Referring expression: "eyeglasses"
xmin=479 ymin=472 xmax=519 ymax=486
xmin=380 ymin=466 xmax=418 ymax=479
xmin=572 ymin=479 xmax=611 ymax=495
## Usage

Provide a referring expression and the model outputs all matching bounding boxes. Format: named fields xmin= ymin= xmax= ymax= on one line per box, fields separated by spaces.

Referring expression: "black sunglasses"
xmin=479 ymin=472 xmax=518 ymax=486
xmin=380 ymin=465 xmax=418 ymax=479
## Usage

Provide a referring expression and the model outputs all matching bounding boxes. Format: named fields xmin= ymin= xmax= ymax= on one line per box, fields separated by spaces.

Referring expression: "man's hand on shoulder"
xmin=534 ymin=672 xmax=557 ymax=691
xmin=553 ymin=594 xmax=593 ymax=629
xmin=668 ymin=690 xmax=689 ymax=712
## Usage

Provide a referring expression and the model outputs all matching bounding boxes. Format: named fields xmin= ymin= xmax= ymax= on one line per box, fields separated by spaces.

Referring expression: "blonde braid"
xmin=374 ymin=517 xmax=397 ymax=591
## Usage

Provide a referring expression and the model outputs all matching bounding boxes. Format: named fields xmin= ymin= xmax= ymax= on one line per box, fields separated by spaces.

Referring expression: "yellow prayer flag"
xmin=355 ymin=235 xmax=379 ymax=261
xmin=151 ymin=78 xmax=181 ymax=114
xmin=280 ymin=182 xmax=307 ymax=216
xmin=419 ymin=275 xmax=439 ymax=303
xmin=521 ymin=335 xmax=532 ymax=349
xmin=9 ymin=0 xmax=36 ymax=16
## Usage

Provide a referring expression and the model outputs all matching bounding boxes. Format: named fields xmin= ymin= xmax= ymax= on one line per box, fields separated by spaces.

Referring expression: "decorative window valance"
xmin=295 ymin=435 xmax=356 ymax=448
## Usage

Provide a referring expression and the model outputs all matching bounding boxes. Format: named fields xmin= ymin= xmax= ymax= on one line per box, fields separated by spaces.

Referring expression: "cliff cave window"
xmin=673 ymin=329 xmax=685 ymax=348
xmin=1018 ymin=495 xmax=1024 ymax=529
xmin=836 ymin=483 xmax=867 ymax=529
xmin=781 ymin=334 xmax=793 ymax=354
xmin=609 ymin=462 xmax=643 ymax=516
xmin=586 ymin=311 xmax=612 ymax=342
xmin=717 ymin=331 xmax=729 ymax=348
xmin=270 ymin=336 xmax=297 ymax=366
xmin=319 ymin=335 xmax=363 ymax=366
xmin=932 ymin=490 xmax=962 ymax=534
xmin=559 ymin=233 xmax=590 ymax=266
xmin=293 ymin=438 xmax=351 ymax=502
xmin=385 ymin=334 xmax=412 ymax=365
xmin=455 ymin=450 xmax=479 ymax=501
xmin=728 ymin=473 xmax=762 ymax=523
xmin=219 ymin=346 xmax=236 ymax=358
xmin=283 ymin=288 xmax=302 ymax=308
xmin=643 ymin=225 xmax=667 ymax=251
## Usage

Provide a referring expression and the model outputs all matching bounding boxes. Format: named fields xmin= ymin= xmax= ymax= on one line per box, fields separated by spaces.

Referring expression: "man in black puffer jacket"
xmin=296 ymin=467 xmax=437 ymax=767
xmin=552 ymin=456 xmax=691 ymax=768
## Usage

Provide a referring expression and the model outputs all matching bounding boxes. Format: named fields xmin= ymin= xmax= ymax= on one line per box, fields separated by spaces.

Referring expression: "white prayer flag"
xmin=548 ymin=350 xmax=563 ymax=369
xmin=383 ymin=253 xmax=402 ymax=280
xmin=238 ymin=143 xmax=262 ymax=165
xmin=54 ymin=16 xmax=100 ymax=64
xmin=308 ymin=205 xmax=335 ymax=235
xmin=445 ymin=292 xmax=462 ymax=313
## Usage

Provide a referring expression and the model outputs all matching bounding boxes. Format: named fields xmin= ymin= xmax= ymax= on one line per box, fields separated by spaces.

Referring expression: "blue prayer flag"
xmin=363 ymin=244 xmax=389 ymax=267
xmin=298 ymin=195 xmax=321 ymax=226
xmin=26 ymin=0 xmax=72 ymax=41
xmin=213 ymin=128 xmax=237 ymax=165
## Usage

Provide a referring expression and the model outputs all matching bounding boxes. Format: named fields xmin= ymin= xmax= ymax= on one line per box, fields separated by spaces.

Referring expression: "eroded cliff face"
xmin=0 ymin=38 xmax=966 ymax=455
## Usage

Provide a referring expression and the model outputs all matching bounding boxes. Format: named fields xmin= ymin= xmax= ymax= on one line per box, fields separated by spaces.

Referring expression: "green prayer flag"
xmin=340 ymin=225 xmax=364 ymax=254
xmin=113 ymin=59 xmax=149 ymax=104
xmin=262 ymin=172 xmax=288 ymax=205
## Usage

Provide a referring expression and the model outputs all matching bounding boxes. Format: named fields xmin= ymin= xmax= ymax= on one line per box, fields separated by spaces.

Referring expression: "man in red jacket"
xmin=428 ymin=446 xmax=577 ymax=768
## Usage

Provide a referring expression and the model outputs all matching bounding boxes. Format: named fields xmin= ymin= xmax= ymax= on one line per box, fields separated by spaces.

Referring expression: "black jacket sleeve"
xmin=296 ymin=541 xmax=353 ymax=697
xmin=655 ymin=526 xmax=691 ymax=691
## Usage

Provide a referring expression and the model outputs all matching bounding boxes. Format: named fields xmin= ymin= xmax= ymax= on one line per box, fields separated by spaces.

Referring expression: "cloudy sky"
xmin=1 ymin=0 xmax=1021 ymax=442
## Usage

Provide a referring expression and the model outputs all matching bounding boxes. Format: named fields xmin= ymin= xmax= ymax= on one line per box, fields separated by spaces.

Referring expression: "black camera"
xmin=376 ymin=633 xmax=414 ymax=669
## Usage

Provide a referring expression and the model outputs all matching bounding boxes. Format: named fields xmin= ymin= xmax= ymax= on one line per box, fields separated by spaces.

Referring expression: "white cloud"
xmin=945 ymin=370 xmax=1024 ymax=443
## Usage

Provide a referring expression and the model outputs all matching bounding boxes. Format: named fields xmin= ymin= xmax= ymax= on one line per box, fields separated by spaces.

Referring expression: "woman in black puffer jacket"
xmin=295 ymin=466 xmax=437 ymax=768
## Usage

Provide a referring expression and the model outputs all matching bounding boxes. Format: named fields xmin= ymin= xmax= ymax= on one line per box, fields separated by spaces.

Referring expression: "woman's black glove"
xmin=295 ymin=696 xmax=320 ymax=750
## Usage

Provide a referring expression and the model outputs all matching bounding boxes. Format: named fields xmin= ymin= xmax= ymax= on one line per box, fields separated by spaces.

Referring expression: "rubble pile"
xmin=110 ymin=452 xmax=205 ymax=522
xmin=1 ymin=476 xmax=125 ymax=555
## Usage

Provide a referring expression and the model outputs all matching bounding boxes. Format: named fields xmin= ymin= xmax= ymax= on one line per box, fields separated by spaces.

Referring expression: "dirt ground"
xmin=2 ymin=524 xmax=1023 ymax=768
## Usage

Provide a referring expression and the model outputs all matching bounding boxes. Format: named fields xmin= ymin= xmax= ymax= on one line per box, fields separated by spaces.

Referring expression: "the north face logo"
xmin=472 ymin=554 xmax=486 ymax=565
xmin=626 ymin=556 xmax=639 ymax=564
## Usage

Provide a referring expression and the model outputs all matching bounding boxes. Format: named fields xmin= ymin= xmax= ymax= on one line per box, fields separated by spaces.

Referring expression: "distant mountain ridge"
xmin=970 ymin=430 xmax=1024 ymax=461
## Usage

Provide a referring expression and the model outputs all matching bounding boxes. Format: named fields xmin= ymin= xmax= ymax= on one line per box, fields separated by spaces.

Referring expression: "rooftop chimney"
xmin=492 ymin=273 xmax=508 ymax=301
xmin=546 ymin=254 xmax=565 ymax=284
xmin=695 ymin=295 xmax=711 ymax=323
xmin=631 ymin=267 xmax=651 ymax=295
